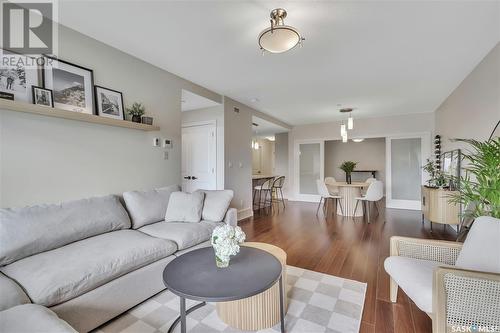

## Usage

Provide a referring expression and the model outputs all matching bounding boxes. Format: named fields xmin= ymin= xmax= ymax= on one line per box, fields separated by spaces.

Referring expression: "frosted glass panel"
xmin=391 ymin=138 xmax=421 ymax=200
xmin=299 ymin=143 xmax=320 ymax=194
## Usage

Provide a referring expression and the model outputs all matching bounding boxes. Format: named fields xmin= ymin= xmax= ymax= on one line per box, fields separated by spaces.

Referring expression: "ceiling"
xmin=252 ymin=116 xmax=289 ymax=137
xmin=181 ymin=90 xmax=220 ymax=112
xmin=58 ymin=1 xmax=500 ymax=125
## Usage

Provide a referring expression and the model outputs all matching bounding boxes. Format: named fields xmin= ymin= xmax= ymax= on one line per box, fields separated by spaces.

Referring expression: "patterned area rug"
xmin=95 ymin=266 xmax=367 ymax=333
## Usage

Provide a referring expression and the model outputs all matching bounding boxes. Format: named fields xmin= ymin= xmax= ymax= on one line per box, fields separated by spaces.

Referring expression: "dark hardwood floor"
xmin=240 ymin=200 xmax=457 ymax=333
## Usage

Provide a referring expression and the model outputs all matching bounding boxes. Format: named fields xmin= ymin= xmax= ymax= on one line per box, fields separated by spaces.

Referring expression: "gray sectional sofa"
xmin=0 ymin=185 xmax=236 ymax=332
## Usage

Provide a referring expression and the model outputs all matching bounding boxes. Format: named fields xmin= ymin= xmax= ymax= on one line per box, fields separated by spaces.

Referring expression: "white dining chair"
xmin=324 ymin=176 xmax=339 ymax=195
xmin=316 ymin=179 xmax=343 ymax=216
xmin=354 ymin=180 xmax=383 ymax=222
xmin=365 ymin=177 xmax=377 ymax=184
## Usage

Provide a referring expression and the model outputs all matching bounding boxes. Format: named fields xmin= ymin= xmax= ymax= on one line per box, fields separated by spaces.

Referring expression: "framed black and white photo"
xmin=43 ymin=57 xmax=94 ymax=114
xmin=32 ymin=86 xmax=54 ymax=107
xmin=94 ymin=86 xmax=124 ymax=120
xmin=0 ymin=49 xmax=39 ymax=102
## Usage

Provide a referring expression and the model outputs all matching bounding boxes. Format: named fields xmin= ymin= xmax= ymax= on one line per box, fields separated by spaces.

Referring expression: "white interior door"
xmin=294 ymin=140 xmax=324 ymax=202
xmin=386 ymin=134 xmax=430 ymax=210
xmin=182 ymin=123 xmax=216 ymax=192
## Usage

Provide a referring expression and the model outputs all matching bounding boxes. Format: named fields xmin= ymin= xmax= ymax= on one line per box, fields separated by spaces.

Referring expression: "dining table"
xmin=326 ymin=182 xmax=369 ymax=217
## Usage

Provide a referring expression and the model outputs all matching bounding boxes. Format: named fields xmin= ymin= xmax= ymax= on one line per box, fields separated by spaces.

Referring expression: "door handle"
xmin=184 ymin=176 xmax=192 ymax=180
xmin=192 ymin=176 xmax=198 ymax=180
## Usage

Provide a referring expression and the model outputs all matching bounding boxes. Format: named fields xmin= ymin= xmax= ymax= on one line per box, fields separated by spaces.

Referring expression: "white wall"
xmin=223 ymin=97 xmax=253 ymax=220
xmin=325 ymin=138 xmax=385 ymax=185
xmin=435 ymin=43 xmax=500 ymax=152
xmin=181 ymin=105 xmax=224 ymax=190
xmin=288 ymin=112 xmax=434 ymax=199
xmin=0 ymin=25 xmax=221 ymax=208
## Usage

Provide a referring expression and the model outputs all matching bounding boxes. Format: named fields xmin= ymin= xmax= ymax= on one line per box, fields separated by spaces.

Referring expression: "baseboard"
xmin=237 ymin=207 xmax=253 ymax=221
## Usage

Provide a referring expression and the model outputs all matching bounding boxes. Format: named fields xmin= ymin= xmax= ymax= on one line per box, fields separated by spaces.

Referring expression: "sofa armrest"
xmin=433 ymin=266 xmax=500 ymax=333
xmin=390 ymin=236 xmax=462 ymax=265
xmin=0 ymin=272 xmax=31 ymax=311
xmin=223 ymin=208 xmax=238 ymax=227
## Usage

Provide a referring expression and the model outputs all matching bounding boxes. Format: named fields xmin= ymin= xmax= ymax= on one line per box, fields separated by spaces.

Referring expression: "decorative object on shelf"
xmin=340 ymin=160 xmax=357 ymax=184
xmin=126 ymin=102 xmax=145 ymax=123
xmin=43 ymin=56 xmax=94 ymax=114
xmin=0 ymin=49 xmax=39 ymax=102
xmin=440 ymin=149 xmax=461 ymax=189
xmin=94 ymin=86 xmax=124 ymax=120
xmin=258 ymin=8 xmax=304 ymax=54
xmin=141 ymin=116 xmax=153 ymax=125
xmin=211 ymin=224 xmax=246 ymax=268
xmin=434 ymin=135 xmax=441 ymax=170
xmin=0 ymin=91 xmax=14 ymax=100
xmin=32 ymin=86 xmax=54 ymax=107
xmin=448 ymin=137 xmax=500 ymax=219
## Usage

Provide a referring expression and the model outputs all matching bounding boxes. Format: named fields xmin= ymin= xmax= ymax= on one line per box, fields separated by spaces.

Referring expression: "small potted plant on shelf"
xmin=422 ymin=159 xmax=449 ymax=188
xmin=126 ymin=102 xmax=145 ymax=123
xmin=340 ymin=161 xmax=357 ymax=184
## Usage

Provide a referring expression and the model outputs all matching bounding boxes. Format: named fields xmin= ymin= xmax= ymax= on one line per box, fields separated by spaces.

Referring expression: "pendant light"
xmin=348 ymin=114 xmax=354 ymax=130
xmin=340 ymin=122 xmax=346 ymax=136
xmin=258 ymin=8 xmax=305 ymax=54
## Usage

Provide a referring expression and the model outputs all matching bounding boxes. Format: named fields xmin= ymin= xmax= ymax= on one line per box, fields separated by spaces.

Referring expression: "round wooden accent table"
xmin=216 ymin=242 xmax=287 ymax=330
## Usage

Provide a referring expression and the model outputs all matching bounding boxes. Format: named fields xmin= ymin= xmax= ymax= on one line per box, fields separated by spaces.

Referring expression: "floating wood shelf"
xmin=0 ymin=99 xmax=160 ymax=131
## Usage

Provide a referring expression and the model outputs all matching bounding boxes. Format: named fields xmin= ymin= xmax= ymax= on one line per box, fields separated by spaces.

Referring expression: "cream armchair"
xmin=384 ymin=216 xmax=500 ymax=333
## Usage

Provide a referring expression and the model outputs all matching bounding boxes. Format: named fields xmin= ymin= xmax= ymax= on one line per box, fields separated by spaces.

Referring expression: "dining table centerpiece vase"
xmin=211 ymin=224 xmax=246 ymax=268
xmin=340 ymin=161 xmax=357 ymax=184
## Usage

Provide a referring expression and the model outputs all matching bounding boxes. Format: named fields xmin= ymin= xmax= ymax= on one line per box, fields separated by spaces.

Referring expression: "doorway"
xmin=385 ymin=134 xmax=430 ymax=210
xmin=181 ymin=121 xmax=217 ymax=192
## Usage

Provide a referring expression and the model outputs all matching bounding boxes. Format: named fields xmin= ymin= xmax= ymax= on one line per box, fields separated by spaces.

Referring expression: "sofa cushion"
xmin=0 ymin=272 xmax=31 ymax=311
xmin=0 ymin=195 xmax=131 ymax=266
xmin=123 ymin=185 xmax=180 ymax=229
xmin=384 ymin=256 xmax=443 ymax=313
xmin=139 ymin=221 xmax=221 ymax=250
xmin=0 ymin=230 xmax=176 ymax=307
xmin=195 ymin=189 xmax=233 ymax=222
xmin=165 ymin=191 xmax=205 ymax=223
xmin=455 ymin=216 xmax=500 ymax=273
xmin=0 ymin=304 xmax=77 ymax=333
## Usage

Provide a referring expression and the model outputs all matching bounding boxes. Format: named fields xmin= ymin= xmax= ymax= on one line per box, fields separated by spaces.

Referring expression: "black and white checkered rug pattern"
xmin=95 ymin=266 xmax=366 ymax=333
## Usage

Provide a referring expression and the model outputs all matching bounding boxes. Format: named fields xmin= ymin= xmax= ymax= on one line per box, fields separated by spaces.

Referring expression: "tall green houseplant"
xmin=449 ymin=137 xmax=500 ymax=219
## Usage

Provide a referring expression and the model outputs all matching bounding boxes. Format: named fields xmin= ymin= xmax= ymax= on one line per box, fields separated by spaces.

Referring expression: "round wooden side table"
xmin=216 ymin=242 xmax=287 ymax=331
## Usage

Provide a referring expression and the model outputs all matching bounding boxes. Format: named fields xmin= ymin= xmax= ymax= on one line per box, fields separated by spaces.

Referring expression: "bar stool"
xmin=253 ymin=177 xmax=274 ymax=211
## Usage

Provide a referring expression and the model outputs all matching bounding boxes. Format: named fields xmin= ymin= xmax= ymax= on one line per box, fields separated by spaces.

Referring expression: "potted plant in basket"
xmin=126 ymin=102 xmax=145 ymax=123
xmin=422 ymin=159 xmax=449 ymax=188
xmin=340 ymin=161 xmax=357 ymax=184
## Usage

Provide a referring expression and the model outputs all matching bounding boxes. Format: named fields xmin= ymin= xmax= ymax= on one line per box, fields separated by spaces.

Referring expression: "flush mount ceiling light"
xmin=258 ymin=8 xmax=304 ymax=54
xmin=352 ymin=138 xmax=365 ymax=143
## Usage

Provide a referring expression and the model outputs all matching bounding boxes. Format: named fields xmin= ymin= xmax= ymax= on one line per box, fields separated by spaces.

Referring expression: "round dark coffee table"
xmin=163 ymin=246 xmax=285 ymax=333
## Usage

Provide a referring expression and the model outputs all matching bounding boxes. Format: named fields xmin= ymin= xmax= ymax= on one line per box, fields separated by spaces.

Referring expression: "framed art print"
xmin=43 ymin=57 xmax=94 ymax=114
xmin=32 ymin=86 xmax=54 ymax=107
xmin=0 ymin=49 xmax=39 ymax=102
xmin=94 ymin=86 xmax=125 ymax=120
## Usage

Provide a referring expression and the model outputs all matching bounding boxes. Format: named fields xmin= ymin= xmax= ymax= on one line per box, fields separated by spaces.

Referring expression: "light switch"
xmin=153 ymin=138 xmax=160 ymax=147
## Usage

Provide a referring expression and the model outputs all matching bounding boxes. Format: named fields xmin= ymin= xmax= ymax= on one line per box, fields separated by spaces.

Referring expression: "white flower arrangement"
xmin=211 ymin=224 xmax=246 ymax=267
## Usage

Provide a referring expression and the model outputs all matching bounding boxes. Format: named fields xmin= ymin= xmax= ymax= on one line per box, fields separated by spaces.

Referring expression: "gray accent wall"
xmin=435 ymin=43 xmax=500 ymax=151
xmin=0 ymin=25 xmax=221 ymax=208
xmin=325 ymin=138 xmax=385 ymax=186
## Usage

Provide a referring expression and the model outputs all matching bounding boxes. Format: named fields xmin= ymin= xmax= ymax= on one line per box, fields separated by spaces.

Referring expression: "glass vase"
xmin=215 ymin=254 xmax=230 ymax=268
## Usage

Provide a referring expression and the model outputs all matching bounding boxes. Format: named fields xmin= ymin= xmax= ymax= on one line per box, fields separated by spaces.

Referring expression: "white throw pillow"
xmin=123 ymin=185 xmax=180 ymax=229
xmin=196 ymin=189 xmax=233 ymax=222
xmin=165 ymin=191 xmax=205 ymax=223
